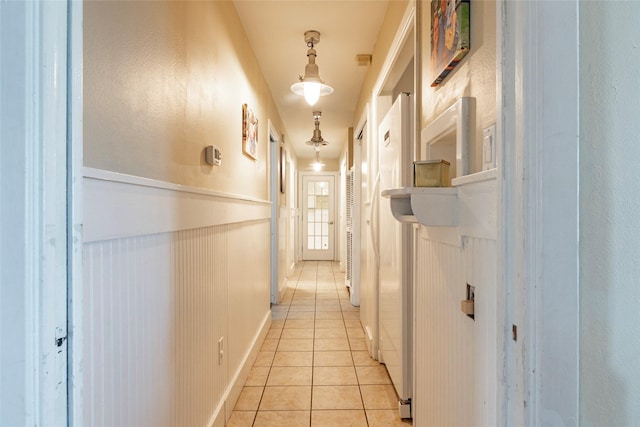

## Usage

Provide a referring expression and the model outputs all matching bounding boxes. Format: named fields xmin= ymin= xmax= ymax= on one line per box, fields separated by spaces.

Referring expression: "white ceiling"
xmin=233 ymin=1 xmax=389 ymax=162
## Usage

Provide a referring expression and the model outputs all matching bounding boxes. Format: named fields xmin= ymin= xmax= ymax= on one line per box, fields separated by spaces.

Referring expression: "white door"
xmin=302 ymin=174 xmax=336 ymax=260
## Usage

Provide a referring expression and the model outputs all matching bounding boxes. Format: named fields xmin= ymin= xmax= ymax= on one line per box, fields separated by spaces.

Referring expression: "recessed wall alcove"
xmin=420 ymin=97 xmax=475 ymax=179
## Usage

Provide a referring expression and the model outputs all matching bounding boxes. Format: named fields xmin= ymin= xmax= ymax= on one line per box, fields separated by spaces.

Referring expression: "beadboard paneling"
xmin=83 ymin=170 xmax=271 ymax=427
xmin=413 ymin=231 xmax=496 ymax=426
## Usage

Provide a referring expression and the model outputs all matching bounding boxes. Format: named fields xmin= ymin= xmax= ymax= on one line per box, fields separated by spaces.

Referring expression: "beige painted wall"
xmin=352 ymin=0 xmax=410 ymax=126
xmin=84 ymin=1 xmax=288 ymax=201
xmin=421 ymin=0 xmax=496 ymax=173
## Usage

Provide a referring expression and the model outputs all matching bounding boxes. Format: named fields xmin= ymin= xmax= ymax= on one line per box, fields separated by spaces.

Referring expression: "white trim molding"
xmin=0 ymin=1 xmax=70 ymax=425
xmin=497 ymin=1 xmax=580 ymax=425
xmin=83 ymin=167 xmax=271 ymax=242
xmin=68 ymin=0 xmax=84 ymax=425
xmin=421 ymin=97 xmax=475 ymax=178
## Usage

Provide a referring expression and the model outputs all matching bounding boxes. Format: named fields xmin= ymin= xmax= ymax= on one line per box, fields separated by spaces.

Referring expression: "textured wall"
xmin=421 ymin=0 xmax=496 ymax=173
xmin=352 ymin=0 xmax=410 ymax=126
xmin=579 ymin=2 xmax=640 ymax=425
xmin=84 ymin=1 xmax=286 ymax=200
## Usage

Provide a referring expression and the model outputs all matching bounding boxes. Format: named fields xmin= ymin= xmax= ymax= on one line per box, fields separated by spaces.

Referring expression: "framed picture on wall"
xmin=430 ymin=0 xmax=470 ymax=87
xmin=242 ymin=103 xmax=258 ymax=160
xmin=280 ymin=146 xmax=286 ymax=194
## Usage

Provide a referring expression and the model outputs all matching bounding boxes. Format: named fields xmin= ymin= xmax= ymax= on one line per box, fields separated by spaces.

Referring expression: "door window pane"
xmin=305 ymin=179 xmax=331 ymax=252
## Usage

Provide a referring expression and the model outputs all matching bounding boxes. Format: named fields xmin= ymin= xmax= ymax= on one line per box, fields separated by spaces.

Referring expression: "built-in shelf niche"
xmin=421 ymin=97 xmax=475 ymax=179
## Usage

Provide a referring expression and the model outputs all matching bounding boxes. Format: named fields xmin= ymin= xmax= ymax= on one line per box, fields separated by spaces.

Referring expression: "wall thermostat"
xmin=205 ymin=145 xmax=222 ymax=166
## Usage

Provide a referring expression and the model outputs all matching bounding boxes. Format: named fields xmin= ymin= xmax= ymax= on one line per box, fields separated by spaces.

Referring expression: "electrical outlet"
xmin=218 ymin=337 xmax=224 ymax=364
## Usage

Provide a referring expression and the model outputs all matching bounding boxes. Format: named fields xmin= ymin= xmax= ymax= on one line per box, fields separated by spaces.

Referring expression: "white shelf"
xmin=381 ymin=187 xmax=458 ymax=226
xmin=451 ymin=168 xmax=497 ymax=186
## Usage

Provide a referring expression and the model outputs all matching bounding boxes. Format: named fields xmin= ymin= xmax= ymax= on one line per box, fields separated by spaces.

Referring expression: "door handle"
xmin=328 ymin=221 xmax=334 ymax=225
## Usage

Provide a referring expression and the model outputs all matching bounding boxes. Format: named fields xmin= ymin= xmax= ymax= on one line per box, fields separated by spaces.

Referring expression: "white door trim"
xmin=497 ymin=1 xmax=580 ymax=425
xmin=68 ymin=0 xmax=84 ymax=425
xmin=268 ymin=121 xmax=280 ymax=303
xmin=0 ymin=1 xmax=78 ymax=425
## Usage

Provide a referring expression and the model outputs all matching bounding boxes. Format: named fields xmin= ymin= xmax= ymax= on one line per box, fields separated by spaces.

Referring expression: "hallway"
xmin=228 ymin=261 xmax=412 ymax=427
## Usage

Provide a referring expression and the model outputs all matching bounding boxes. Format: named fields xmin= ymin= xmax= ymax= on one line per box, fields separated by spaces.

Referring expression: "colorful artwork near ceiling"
xmin=430 ymin=0 xmax=470 ymax=87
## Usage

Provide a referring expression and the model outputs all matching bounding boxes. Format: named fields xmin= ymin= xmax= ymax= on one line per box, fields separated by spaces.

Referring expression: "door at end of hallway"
xmin=301 ymin=174 xmax=336 ymax=261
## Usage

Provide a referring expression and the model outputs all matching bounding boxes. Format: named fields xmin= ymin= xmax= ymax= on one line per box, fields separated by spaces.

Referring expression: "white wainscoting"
xmin=83 ymin=169 xmax=271 ymax=427
xmin=413 ymin=171 xmax=497 ymax=426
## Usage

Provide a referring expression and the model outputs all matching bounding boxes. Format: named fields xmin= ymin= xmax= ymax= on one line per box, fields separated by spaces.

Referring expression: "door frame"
xmin=497 ymin=1 xmax=580 ymax=425
xmin=268 ymin=121 xmax=281 ymax=303
xmin=0 ymin=0 xmax=83 ymax=425
xmin=68 ymin=1 xmax=84 ymax=424
xmin=299 ymin=172 xmax=339 ymax=261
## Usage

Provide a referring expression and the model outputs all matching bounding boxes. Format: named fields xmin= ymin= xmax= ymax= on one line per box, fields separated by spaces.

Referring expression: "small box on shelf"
xmin=414 ymin=159 xmax=451 ymax=187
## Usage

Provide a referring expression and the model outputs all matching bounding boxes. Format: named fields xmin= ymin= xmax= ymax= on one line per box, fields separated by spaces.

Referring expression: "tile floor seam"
xmin=231 ymin=261 xmax=410 ymax=427
xmin=310 ymin=273 xmax=316 ymax=425
xmin=357 ymin=373 xmax=370 ymax=427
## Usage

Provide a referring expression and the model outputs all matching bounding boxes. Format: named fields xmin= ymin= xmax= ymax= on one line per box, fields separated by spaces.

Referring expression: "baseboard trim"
xmin=224 ymin=310 xmax=271 ymax=424
xmin=205 ymin=310 xmax=270 ymax=427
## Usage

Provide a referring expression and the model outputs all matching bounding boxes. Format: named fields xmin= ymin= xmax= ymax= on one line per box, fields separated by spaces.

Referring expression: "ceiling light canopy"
xmin=291 ymin=30 xmax=334 ymax=106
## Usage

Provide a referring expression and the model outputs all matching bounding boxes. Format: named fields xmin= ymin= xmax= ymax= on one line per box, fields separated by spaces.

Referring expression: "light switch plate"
xmin=482 ymin=124 xmax=496 ymax=171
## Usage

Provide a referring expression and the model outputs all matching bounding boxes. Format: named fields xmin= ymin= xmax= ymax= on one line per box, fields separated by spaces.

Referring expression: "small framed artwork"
xmin=242 ymin=103 xmax=258 ymax=160
xmin=280 ymin=146 xmax=286 ymax=194
xmin=430 ymin=0 xmax=470 ymax=87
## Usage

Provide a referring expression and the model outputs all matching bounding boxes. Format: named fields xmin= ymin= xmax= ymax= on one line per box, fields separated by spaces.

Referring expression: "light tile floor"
xmin=228 ymin=261 xmax=412 ymax=427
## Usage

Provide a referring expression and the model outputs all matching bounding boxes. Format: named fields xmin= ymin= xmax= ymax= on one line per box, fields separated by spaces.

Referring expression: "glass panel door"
xmin=302 ymin=174 xmax=335 ymax=260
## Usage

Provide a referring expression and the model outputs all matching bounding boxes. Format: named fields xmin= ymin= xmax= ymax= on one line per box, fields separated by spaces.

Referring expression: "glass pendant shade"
xmin=291 ymin=32 xmax=334 ymax=106
xmin=311 ymin=152 xmax=324 ymax=171
xmin=303 ymin=82 xmax=321 ymax=106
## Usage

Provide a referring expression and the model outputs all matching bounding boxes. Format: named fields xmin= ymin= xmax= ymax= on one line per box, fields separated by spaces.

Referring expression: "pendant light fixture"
xmin=306 ymin=111 xmax=328 ymax=171
xmin=306 ymin=111 xmax=329 ymax=149
xmin=291 ymin=30 xmax=334 ymax=106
